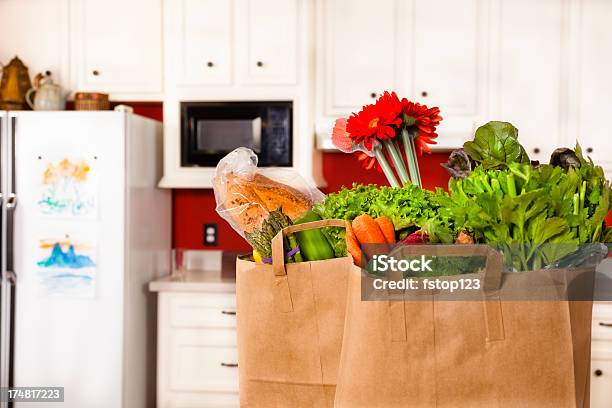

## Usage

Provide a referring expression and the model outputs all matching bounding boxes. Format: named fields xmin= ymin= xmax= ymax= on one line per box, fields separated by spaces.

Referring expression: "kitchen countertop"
xmin=149 ymin=270 xmax=236 ymax=293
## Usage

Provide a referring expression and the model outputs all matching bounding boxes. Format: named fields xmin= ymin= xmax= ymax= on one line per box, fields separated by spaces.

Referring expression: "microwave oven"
xmin=181 ymin=101 xmax=293 ymax=167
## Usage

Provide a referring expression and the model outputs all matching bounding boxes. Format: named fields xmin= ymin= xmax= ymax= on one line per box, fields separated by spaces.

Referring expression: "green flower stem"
xmin=408 ymin=135 xmax=422 ymax=187
xmin=384 ymin=139 xmax=409 ymax=185
xmin=374 ymin=146 xmax=400 ymax=187
xmin=401 ymin=129 xmax=421 ymax=187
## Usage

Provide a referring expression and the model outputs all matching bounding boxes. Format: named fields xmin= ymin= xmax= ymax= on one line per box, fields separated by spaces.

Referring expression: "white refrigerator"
xmin=0 ymin=111 xmax=171 ymax=408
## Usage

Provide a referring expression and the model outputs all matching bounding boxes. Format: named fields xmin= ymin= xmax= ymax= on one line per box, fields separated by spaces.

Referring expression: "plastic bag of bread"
xmin=213 ymin=147 xmax=325 ymax=238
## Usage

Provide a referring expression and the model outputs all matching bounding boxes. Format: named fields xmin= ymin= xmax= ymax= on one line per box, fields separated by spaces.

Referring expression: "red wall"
xmin=129 ymin=102 xmax=612 ymax=250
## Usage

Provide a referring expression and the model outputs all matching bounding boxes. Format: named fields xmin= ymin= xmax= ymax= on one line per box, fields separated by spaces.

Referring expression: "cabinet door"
xmin=72 ymin=0 xmax=162 ymax=95
xmin=574 ymin=0 xmax=612 ymax=169
xmin=591 ymin=356 xmax=612 ymax=408
xmin=494 ymin=0 xmax=564 ymax=163
xmin=412 ymin=0 xmax=480 ymax=116
xmin=0 ymin=0 xmax=69 ymax=88
xmin=178 ymin=0 xmax=233 ymax=86
xmin=238 ymin=0 xmax=298 ymax=84
xmin=323 ymin=0 xmax=398 ymax=116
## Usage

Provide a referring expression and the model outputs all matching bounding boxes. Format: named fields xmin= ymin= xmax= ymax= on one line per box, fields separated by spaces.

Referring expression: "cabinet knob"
xmin=221 ymin=362 xmax=238 ymax=368
xmin=421 ymin=91 xmax=428 ymax=97
xmin=92 ymin=70 xmax=100 ymax=76
xmin=207 ymin=61 xmax=214 ymax=68
xmin=45 ymin=70 xmax=52 ymax=76
xmin=256 ymin=61 xmax=264 ymax=67
xmin=533 ymin=147 xmax=541 ymax=154
xmin=586 ymin=147 xmax=593 ymax=154
xmin=221 ymin=310 xmax=236 ymax=315
xmin=595 ymin=369 xmax=603 ymax=377
xmin=370 ymin=92 xmax=377 ymax=98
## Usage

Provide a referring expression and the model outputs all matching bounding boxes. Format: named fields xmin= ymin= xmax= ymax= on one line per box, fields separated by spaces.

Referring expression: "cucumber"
xmin=294 ymin=211 xmax=336 ymax=261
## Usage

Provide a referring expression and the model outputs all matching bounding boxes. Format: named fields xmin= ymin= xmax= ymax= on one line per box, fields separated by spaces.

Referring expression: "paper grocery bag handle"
xmin=390 ymin=244 xmax=505 ymax=342
xmin=270 ymin=219 xmax=347 ymax=313
xmin=394 ymin=245 xmax=503 ymax=292
xmin=271 ymin=219 xmax=347 ymax=277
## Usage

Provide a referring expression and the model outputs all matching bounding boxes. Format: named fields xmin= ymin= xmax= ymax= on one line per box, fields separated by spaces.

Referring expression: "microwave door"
xmin=251 ymin=117 xmax=261 ymax=153
xmin=196 ymin=119 xmax=259 ymax=154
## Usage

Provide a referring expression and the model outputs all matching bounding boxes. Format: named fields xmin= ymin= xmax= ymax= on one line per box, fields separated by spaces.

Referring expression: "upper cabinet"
xmin=571 ymin=0 xmax=612 ymax=169
xmin=490 ymin=0 xmax=565 ymax=164
xmin=316 ymin=0 xmax=487 ymax=148
xmin=175 ymin=0 xmax=233 ymax=86
xmin=0 ymin=0 xmax=162 ymax=101
xmin=166 ymin=0 xmax=299 ymax=89
xmin=0 ymin=0 xmax=70 ymax=86
xmin=322 ymin=0 xmax=398 ymax=115
xmin=238 ymin=0 xmax=298 ymax=84
xmin=71 ymin=0 xmax=163 ymax=98
xmin=412 ymin=0 xmax=480 ymax=117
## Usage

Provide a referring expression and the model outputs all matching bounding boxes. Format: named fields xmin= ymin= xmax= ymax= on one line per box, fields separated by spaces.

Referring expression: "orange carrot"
xmin=352 ymin=214 xmax=388 ymax=261
xmin=375 ymin=216 xmax=396 ymax=244
xmin=352 ymin=214 xmax=387 ymax=244
xmin=345 ymin=221 xmax=363 ymax=266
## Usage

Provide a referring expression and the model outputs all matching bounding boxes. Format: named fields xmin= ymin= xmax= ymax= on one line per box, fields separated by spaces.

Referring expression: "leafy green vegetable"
xmin=441 ymin=148 xmax=473 ymax=178
xmin=445 ymin=159 xmax=612 ymax=270
xmin=463 ymin=121 xmax=530 ymax=169
xmin=312 ymin=183 xmax=456 ymax=246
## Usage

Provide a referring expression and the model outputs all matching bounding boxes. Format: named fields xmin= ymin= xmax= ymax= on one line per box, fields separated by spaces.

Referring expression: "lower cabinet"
xmin=157 ymin=292 xmax=239 ymax=408
xmin=591 ymin=302 xmax=612 ymax=408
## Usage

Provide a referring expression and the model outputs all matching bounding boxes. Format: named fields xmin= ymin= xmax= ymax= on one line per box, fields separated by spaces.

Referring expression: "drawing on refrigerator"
xmin=37 ymin=157 xmax=97 ymax=217
xmin=35 ymin=236 xmax=97 ymax=297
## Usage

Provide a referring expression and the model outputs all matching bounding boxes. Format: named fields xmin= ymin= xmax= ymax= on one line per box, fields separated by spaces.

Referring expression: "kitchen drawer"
xmin=592 ymin=302 xmax=612 ymax=341
xmin=169 ymin=330 xmax=239 ymax=393
xmin=168 ymin=293 xmax=237 ymax=329
xmin=167 ymin=391 xmax=239 ymax=408
xmin=591 ymin=359 xmax=612 ymax=408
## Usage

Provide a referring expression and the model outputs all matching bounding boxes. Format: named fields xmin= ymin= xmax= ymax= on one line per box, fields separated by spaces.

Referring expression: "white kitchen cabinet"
xmin=167 ymin=0 xmax=300 ymax=88
xmin=412 ymin=0 xmax=480 ymax=117
xmin=316 ymin=0 xmax=486 ymax=149
xmin=489 ymin=0 xmax=565 ymax=164
xmin=155 ymin=287 xmax=239 ymax=408
xmin=321 ymin=0 xmax=398 ymax=116
xmin=237 ymin=0 xmax=298 ymax=85
xmin=0 ymin=0 xmax=69 ymax=89
xmin=591 ymin=302 xmax=612 ymax=408
xmin=71 ymin=0 xmax=163 ymax=98
xmin=176 ymin=0 xmax=233 ymax=86
xmin=571 ymin=0 xmax=612 ymax=170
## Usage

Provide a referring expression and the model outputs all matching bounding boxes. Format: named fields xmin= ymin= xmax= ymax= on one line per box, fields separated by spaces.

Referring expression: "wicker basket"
xmin=74 ymin=92 xmax=110 ymax=111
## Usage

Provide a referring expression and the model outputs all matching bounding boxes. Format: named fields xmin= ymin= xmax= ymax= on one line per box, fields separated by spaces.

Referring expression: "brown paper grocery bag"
xmin=334 ymin=245 xmax=594 ymax=408
xmin=236 ymin=219 xmax=355 ymax=408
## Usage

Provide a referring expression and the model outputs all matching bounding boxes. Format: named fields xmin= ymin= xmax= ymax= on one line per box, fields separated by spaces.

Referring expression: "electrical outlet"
xmin=203 ymin=223 xmax=218 ymax=246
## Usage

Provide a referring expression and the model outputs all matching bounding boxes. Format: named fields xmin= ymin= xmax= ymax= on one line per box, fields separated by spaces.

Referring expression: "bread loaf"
xmin=217 ymin=172 xmax=312 ymax=233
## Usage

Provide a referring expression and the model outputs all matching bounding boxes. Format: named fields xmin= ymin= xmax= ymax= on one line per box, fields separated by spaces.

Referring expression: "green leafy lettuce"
xmin=463 ymin=121 xmax=530 ymax=169
xmin=313 ymin=183 xmax=457 ymax=254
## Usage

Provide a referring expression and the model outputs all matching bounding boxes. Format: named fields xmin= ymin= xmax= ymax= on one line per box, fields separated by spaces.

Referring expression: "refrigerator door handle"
xmin=8 ymin=117 xmax=15 ymax=200
xmin=5 ymin=193 xmax=16 ymax=209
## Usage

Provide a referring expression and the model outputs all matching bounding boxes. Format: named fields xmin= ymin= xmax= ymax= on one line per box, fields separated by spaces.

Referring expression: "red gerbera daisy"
xmin=356 ymin=152 xmax=380 ymax=171
xmin=401 ymin=99 xmax=442 ymax=155
xmin=331 ymin=118 xmax=353 ymax=152
xmin=346 ymin=91 xmax=403 ymax=150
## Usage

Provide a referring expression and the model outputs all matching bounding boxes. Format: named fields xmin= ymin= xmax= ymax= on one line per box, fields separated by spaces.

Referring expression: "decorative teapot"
xmin=0 ymin=56 xmax=33 ymax=110
xmin=26 ymin=73 xmax=68 ymax=111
